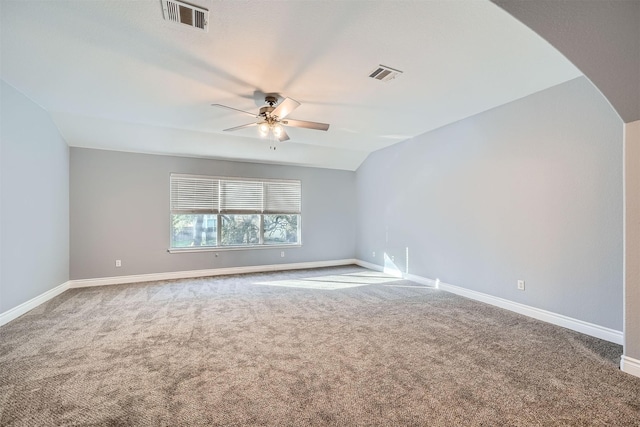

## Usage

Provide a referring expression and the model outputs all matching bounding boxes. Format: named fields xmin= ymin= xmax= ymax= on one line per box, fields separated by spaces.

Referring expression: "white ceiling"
xmin=1 ymin=0 xmax=581 ymax=171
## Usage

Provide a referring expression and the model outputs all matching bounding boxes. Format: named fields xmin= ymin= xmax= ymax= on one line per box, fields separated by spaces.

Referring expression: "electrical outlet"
xmin=372 ymin=251 xmax=375 ymax=258
xmin=115 ymin=260 xmax=122 ymax=267
xmin=517 ymin=280 xmax=525 ymax=290
xmin=280 ymin=251 xmax=285 ymax=258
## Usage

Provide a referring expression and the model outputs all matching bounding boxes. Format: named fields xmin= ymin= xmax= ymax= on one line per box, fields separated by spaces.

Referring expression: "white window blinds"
xmin=264 ymin=181 xmax=301 ymax=214
xmin=170 ymin=174 xmax=301 ymax=214
xmin=220 ymin=180 xmax=263 ymax=213
xmin=170 ymin=175 xmax=219 ymax=213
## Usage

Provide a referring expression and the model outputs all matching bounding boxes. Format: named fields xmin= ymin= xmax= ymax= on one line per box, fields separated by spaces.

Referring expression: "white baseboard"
xmin=2 ymin=260 xmax=624 ymax=347
xmin=69 ymin=259 xmax=358 ymax=288
xmin=356 ymin=259 xmax=384 ymax=272
xmin=0 ymin=281 xmax=70 ymax=326
xmin=436 ymin=280 xmax=623 ymax=344
xmin=355 ymin=259 xmax=437 ymax=286
xmin=620 ymin=356 xmax=640 ymax=378
xmin=355 ymin=260 xmax=623 ymax=344
xmin=0 ymin=260 xmax=358 ymax=325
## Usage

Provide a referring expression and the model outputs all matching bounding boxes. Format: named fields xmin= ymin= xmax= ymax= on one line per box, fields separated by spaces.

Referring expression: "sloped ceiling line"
xmin=1 ymin=0 xmax=582 ymax=170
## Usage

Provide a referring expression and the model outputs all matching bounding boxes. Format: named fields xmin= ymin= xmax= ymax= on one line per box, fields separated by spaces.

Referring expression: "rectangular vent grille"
xmin=162 ymin=0 xmax=208 ymax=32
xmin=368 ymin=65 xmax=403 ymax=82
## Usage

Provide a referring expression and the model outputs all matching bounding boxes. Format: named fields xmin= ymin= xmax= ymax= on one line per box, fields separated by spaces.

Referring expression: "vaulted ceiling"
xmin=1 ymin=0 xmax=581 ymax=170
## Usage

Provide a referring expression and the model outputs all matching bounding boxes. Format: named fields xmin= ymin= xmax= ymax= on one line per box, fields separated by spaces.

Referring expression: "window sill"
xmin=168 ymin=244 xmax=302 ymax=254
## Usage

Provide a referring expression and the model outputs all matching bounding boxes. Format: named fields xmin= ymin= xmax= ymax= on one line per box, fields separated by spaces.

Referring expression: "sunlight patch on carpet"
xmin=254 ymin=271 xmax=403 ymax=290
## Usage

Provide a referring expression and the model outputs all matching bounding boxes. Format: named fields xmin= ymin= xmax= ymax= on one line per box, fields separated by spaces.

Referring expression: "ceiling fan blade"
xmin=278 ymin=129 xmax=290 ymax=142
xmin=211 ymin=104 xmax=258 ymax=118
xmin=271 ymin=97 xmax=301 ymax=120
xmin=223 ymin=122 xmax=257 ymax=132
xmin=283 ymin=119 xmax=330 ymax=131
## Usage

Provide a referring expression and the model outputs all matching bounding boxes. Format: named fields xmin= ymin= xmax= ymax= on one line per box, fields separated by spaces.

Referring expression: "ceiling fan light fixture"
xmin=258 ymin=122 xmax=270 ymax=137
xmin=273 ymin=124 xmax=284 ymax=138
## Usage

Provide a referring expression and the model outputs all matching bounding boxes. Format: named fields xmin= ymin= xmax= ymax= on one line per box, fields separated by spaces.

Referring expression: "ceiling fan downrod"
xmin=264 ymin=95 xmax=278 ymax=107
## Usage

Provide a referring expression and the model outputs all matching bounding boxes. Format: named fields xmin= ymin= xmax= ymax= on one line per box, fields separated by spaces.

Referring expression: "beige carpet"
xmin=1 ymin=265 xmax=639 ymax=426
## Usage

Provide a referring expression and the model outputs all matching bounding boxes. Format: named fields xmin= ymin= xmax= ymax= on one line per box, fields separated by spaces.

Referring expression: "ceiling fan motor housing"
xmin=259 ymin=106 xmax=276 ymax=120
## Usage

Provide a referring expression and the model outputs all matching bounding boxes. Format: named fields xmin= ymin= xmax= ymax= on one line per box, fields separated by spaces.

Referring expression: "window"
xmin=221 ymin=214 xmax=260 ymax=245
xmin=264 ymin=214 xmax=299 ymax=244
xmin=170 ymin=174 xmax=301 ymax=250
xmin=171 ymin=214 xmax=217 ymax=248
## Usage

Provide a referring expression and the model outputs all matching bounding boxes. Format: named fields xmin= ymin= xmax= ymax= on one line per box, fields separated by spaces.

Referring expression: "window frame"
xmin=168 ymin=173 xmax=302 ymax=253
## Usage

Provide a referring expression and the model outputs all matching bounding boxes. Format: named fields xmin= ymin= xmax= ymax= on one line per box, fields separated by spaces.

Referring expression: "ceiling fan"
xmin=211 ymin=95 xmax=330 ymax=142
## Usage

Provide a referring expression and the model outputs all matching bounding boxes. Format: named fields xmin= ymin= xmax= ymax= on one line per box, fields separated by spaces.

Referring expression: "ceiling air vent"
xmin=161 ymin=0 xmax=209 ymax=32
xmin=368 ymin=65 xmax=403 ymax=82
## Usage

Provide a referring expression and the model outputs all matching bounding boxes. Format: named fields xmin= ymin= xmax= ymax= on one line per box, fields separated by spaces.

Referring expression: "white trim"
xmin=0 ymin=260 xmax=357 ymax=325
xmin=404 ymin=273 xmax=438 ymax=288
xmin=171 ymin=172 xmax=300 ymax=185
xmin=0 ymin=281 xmax=70 ymax=326
xmin=356 ymin=259 xmax=383 ymax=272
xmin=69 ymin=259 xmax=358 ymax=288
xmin=436 ymin=280 xmax=623 ymax=344
xmin=355 ymin=259 xmax=438 ymax=285
xmin=3 ymin=261 xmax=623 ymax=347
xmin=168 ymin=244 xmax=302 ymax=254
xmin=623 ymin=121 xmax=628 ymax=349
xmin=620 ymin=355 xmax=640 ymax=378
xmin=355 ymin=260 xmax=623 ymax=344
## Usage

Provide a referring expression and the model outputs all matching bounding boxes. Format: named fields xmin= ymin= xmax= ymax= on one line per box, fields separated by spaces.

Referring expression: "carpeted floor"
xmin=1 ymin=265 xmax=639 ymax=426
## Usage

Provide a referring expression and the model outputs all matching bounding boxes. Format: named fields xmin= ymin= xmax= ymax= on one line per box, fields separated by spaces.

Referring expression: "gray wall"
xmin=70 ymin=148 xmax=356 ymax=280
xmin=356 ymin=77 xmax=623 ymax=330
xmin=0 ymin=80 xmax=69 ymax=312
xmin=492 ymin=0 xmax=640 ymax=123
